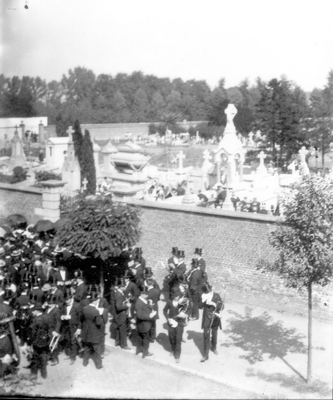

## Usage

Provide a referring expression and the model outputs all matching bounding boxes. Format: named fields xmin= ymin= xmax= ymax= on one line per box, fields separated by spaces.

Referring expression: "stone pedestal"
xmin=35 ymin=180 xmax=67 ymax=222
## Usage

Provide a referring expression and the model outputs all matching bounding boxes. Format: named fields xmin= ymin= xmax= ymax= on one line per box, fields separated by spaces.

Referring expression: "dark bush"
xmin=35 ymin=170 xmax=62 ymax=182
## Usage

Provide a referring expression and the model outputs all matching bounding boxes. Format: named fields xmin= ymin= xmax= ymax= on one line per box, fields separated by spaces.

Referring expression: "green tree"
xmin=257 ymin=175 xmax=333 ymax=383
xmin=72 ymin=120 xmax=84 ymax=166
xmin=56 ymin=196 xmax=141 ymax=289
xmin=81 ymin=129 xmax=96 ymax=195
xmin=255 ymin=78 xmax=306 ymax=165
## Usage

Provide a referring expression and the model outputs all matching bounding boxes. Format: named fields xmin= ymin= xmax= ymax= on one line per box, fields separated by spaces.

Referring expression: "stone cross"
xmin=176 ymin=150 xmax=185 ymax=170
xmin=224 ymin=104 xmax=237 ymax=124
xmin=82 ymin=177 xmax=88 ymax=191
xmin=299 ymin=146 xmax=308 ymax=163
xmin=257 ymin=151 xmax=266 ymax=167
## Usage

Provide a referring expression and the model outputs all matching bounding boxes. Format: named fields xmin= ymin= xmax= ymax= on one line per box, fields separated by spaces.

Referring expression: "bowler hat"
xmin=194 ymin=248 xmax=202 ymax=256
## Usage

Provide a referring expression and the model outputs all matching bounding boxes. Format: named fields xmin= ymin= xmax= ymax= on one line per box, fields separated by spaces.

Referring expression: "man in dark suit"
xmin=27 ymin=302 xmax=50 ymax=379
xmin=146 ymin=277 xmax=159 ymax=342
xmin=163 ymin=291 xmax=188 ymax=363
xmin=135 ymin=287 xmax=156 ymax=358
xmin=112 ymin=278 xmax=131 ymax=350
xmin=194 ymin=248 xmax=206 ymax=274
xmin=169 ymin=250 xmax=186 ymax=295
xmin=60 ymin=295 xmax=82 ymax=365
xmin=199 ymin=282 xmax=224 ymax=362
xmin=73 ymin=276 xmax=87 ymax=305
xmin=45 ymin=295 xmax=61 ymax=366
xmin=187 ymin=259 xmax=205 ymax=320
xmin=81 ymin=298 xmax=104 ymax=369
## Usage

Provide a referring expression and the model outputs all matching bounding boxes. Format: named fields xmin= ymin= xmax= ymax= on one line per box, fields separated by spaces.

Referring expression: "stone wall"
xmin=127 ymin=200 xmax=333 ymax=321
xmin=0 ymin=183 xmax=42 ymax=224
xmin=0 ymin=185 xmax=331 ymax=320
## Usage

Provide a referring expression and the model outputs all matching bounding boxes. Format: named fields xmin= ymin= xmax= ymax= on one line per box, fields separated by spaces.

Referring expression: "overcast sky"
xmin=1 ymin=0 xmax=333 ymax=91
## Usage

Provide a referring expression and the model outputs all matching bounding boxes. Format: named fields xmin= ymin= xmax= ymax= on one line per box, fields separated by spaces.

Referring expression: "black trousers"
xmin=190 ymin=292 xmax=201 ymax=319
xmin=115 ymin=322 xmax=128 ymax=348
xmin=168 ymin=324 xmax=184 ymax=358
xmin=137 ymin=331 xmax=150 ymax=355
xmin=203 ymin=326 xmax=218 ymax=359
xmin=83 ymin=342 xmax=102 ymax=369
xmin=31 ymin=345 xmax=48 ymax=378
xmin=61 ymin=323 xmax=78 ymax=360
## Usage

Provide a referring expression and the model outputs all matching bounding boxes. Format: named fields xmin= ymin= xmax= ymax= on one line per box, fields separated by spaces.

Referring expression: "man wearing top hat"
xmin=134 ymin=247 xmax=146 ymax=270
xmin=73 ymin=275 xmax=87 ymax=305
xmin=45 ymin=295 xmax=61 ymax=366
xmin=30 ymin=277 xmax=44 ymax=305
xmin=113 ymin=277 xmax=131 ymax=350
xmin=187 ymin=259 xmax=205 ymax=321
xmin=169 ymin=250 xmax=186 ymax=295
xmin=135 ymin=286 xmax=156 ymax=358
xmin=167 ymin=247 xmax=178 ymax=271
xmin=163 ymin=291 xmax=188 ymax=363
xmin=146 ymin=276 xmax=159 ymax=342
xmin=60 ymin=294 xmax=83 ymax=365
xmin=129 ymin=259 xmax=144 ymax=291
xmin=194 ymin=248 xmax=206 ymax=274
xmin=123 ymin=270 xmax=140 ymax=335
xmin=199 ymin=282 xmax=224 ymax=362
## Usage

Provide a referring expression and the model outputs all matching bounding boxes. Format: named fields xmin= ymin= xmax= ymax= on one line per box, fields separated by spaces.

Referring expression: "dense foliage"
xmin=35 ymin=170 xmax=61 ymax=182
xmin=1 ymin=68 xmax=332 ymax=164
xmin=56 ymin=196 xmax=141 ymax=261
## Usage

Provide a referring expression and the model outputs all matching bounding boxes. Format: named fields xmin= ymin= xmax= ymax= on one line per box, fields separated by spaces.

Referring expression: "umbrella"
xmin=33 ymin=219 xmax=55 ymax=233
xmin=6 ymin=214 xmax=28 ymax=230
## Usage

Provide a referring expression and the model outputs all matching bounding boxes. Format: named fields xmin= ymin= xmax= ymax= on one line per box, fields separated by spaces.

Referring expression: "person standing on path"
xmin=135 ymin=287 xmax=156 ymax=358
xmin=163 ymin=291 xmax=188 ymax=363
xmin=199 ymin=282 xmax=224 ymax=362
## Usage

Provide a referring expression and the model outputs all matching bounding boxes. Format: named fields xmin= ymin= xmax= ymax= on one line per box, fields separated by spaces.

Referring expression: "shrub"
xmin=10 ymin=166 xmax=27 ymax=184
xmin=35 ymin=170 xmax=62 ymax=183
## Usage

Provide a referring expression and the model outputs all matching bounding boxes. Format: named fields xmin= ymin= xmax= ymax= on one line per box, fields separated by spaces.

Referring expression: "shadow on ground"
xmin=222 ymin=307 xmax=307 ymax=379
xmin=246 ymin=368 xmax=331 ymax=398
xmin=186 ymin=330 xmax=204 ymax=357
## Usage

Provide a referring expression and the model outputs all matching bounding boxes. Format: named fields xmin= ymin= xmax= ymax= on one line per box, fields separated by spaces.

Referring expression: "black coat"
xmin=27 ymin=313 xmax=50 ymax=348
xmin=199 ymin=292 xmax=223 ymax=330
xmin=81 ymin=304 xmax=103 ymax=344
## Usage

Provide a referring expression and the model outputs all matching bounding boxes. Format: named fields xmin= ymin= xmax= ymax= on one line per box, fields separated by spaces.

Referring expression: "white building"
xmin=45 ymin=137 xmax=69 ymax=169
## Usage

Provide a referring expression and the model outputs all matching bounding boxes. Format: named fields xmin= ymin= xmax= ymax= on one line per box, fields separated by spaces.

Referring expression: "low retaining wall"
xmin=0 ymin=184 xmax=331 ymax=320
xmin=0 ymin=183 xmax=42 ymax=224
xmin=127 ymin=200 xmax=333 ymax=321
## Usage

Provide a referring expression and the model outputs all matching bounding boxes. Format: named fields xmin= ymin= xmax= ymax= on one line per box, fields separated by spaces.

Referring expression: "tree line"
xmin=0 ymin=68 xmax=332 ymax=164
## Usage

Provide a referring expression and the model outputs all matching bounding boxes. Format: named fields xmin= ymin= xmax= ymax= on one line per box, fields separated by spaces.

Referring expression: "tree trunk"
xmin=307 ymin=281 xmax=313 ymax=383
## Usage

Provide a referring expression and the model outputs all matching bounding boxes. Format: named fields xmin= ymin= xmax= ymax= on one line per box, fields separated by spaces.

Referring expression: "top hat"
xmin=144 ymin=267 xmax=153 ymax=278
xmin=194 ymin=248 xmax=202 ymax=256
xmin=177 ymin=250 xmax=185 ymax=258
xmin=171 ymin=247 xmax=178 ymax=255
xmin=140 ymin=285 xmax=149 ymax=294
xmin=135 ymin=247 xmax=143 ymax=254
xmin=191 ymin=258 xmax=199 ymax=268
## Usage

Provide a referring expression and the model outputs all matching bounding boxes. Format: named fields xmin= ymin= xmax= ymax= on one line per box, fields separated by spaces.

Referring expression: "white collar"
xmin=140 ymin=296 xmax=147 ymax=304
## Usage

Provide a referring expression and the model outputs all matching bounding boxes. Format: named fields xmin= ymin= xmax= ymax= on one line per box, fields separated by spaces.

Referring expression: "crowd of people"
xmin=0 ymin=222 xmax=224 ymax=380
